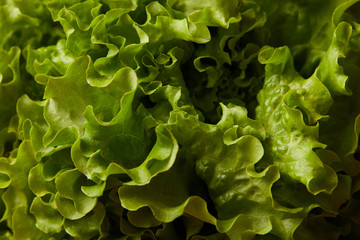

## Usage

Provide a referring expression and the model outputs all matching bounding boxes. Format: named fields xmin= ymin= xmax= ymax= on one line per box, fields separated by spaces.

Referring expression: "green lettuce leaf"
xmin=1 ymin=0 xmax=360 ymax=239
xmin=256 ymin=45 xmax=337 ymax=194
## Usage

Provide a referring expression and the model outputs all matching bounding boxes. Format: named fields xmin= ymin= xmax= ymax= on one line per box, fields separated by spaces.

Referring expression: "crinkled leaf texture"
xmin=0 ymin=0 xmax=360 ymax=239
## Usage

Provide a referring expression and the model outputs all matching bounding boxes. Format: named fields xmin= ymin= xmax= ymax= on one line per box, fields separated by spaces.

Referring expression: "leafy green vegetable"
xmin=1 ymin=0 xmax=360 ymax=239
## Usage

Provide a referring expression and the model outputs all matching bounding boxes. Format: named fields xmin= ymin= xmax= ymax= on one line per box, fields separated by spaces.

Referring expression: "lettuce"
xmin=1 ymin=0 xmax=360 ymax=239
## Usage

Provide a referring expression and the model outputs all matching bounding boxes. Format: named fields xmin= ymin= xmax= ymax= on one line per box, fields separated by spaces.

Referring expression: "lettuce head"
xmin=1 ymin=0 xmax=360 ymax=239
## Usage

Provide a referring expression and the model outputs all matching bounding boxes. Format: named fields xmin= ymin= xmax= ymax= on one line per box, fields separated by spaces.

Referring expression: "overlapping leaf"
xmin=0 ymin=0 xmax=360 ymax=239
